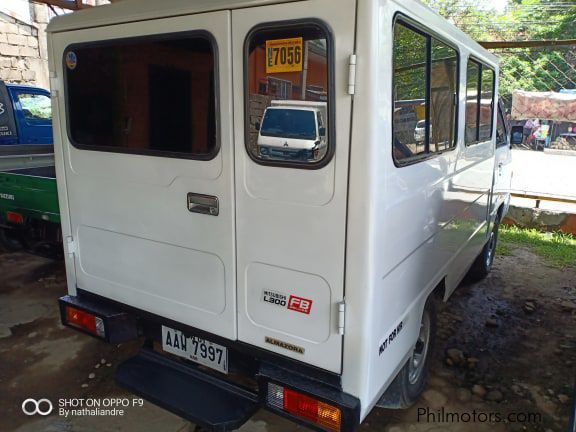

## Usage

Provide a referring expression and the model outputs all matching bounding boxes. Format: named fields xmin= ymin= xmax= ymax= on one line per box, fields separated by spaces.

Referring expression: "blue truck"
xmin=0 ymin=81 xmax=60 ymax=255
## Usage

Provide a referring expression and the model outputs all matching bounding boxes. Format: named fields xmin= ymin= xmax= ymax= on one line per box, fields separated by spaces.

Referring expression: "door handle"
xmin=187 ymin=193 xmax=219 ymax=216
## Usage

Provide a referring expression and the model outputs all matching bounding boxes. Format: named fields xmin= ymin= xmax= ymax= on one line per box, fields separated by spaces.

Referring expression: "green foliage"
xmin=499 ymin=225 xmax=576 ymax=268
xmin=423 ymin=0 xmax=576 ymax=103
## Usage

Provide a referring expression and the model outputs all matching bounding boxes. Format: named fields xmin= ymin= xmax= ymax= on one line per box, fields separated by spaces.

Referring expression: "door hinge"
xmin=65 ymin=236 xmax=76 ymax=257
xmin=348 ymin=54 xmax=357 ymax=95
xmin=49 ymin=71 xmax=59 ymax=97
xmin=337 ymin=301 xmax=346 ymax=335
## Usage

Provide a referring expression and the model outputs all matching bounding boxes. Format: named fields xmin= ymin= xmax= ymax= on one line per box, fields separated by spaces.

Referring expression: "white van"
xmin=48 ymin=0 xmax=511 ymax=430
xmin=257 ymin=101 xmax=327 ymax=161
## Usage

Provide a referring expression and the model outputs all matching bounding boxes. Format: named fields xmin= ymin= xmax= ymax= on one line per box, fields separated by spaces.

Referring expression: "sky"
xmin=484 ymin=0 xmax=509 ymax=12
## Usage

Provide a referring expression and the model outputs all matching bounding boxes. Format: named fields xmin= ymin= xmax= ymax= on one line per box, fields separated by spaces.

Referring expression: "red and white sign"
xmin=287 ymin=295 xmax=313 ymax=315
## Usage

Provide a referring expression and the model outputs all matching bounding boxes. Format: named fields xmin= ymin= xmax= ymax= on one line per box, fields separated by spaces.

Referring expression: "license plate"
xmin=161 ymin=326 xmax=228 ymax=374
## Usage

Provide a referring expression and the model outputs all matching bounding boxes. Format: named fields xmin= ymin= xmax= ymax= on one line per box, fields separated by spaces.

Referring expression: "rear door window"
xmin=245 ymin=22 xmax=332 ymax=167
xmin=64 ymin=33 xmax=218 ymax=159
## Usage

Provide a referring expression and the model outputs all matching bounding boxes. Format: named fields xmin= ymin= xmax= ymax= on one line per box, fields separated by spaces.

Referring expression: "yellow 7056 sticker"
xmin=266 ymin=37 xmax=303 ymax=74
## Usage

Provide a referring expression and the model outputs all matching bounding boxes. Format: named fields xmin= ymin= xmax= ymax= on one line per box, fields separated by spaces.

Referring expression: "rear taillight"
xmin=267 ymin=383 xmax=341 ymax=431
xmin=65 ymin=306 xmax=105 ymax=338
xmin=6 ymin=211 xmax=23 ymax=224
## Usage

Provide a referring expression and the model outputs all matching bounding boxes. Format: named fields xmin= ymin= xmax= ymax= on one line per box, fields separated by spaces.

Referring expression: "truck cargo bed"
xmin=4 ymin=165 xmax=56 ymax=179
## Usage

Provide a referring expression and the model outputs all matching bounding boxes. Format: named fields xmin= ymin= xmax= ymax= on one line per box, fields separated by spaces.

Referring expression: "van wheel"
xmin=0 ymin=228 xmax=24 ymax=252
xmin=376 ymin=298 xmax=436 ymax=409
xmin=468 ymin=218 xmax=500 ymax=281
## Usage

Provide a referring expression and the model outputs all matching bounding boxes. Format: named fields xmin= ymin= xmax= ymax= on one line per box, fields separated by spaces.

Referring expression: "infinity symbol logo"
xmin=21 ymin=398 xmax=53 ymax=416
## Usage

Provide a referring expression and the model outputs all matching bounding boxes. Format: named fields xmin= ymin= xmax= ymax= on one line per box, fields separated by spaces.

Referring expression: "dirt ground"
xmin=0 ymin=246 xmax=574 ymax=432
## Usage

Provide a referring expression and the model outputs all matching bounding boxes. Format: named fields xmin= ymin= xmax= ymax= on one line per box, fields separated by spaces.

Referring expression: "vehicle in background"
xmin=49 ymin=0 xmax=511 ymax=431
xmin=414 ymin=119 xmax=426 ymax=142
xmin=0 ymin=81 xmax=54 ymax=170
xmin=0 ymin=166 xmax=60 ymax=255
xmin=0 ymin=81 xmax=59 ymax=254
xmin=257 ymin=100 xmax=327 ymax=161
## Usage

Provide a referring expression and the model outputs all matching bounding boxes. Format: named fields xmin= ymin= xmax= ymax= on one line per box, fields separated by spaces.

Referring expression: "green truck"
xmin=0 ymin=166 xmax=60 ymax=255
xmin=0 ymin=80 xmax=60 ymax=255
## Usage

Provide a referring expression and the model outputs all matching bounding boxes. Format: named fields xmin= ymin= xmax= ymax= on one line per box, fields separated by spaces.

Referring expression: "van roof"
xmin=46 ymin=0 xmax=497 ymax=65
xmin=47 ymin=0 xmax=299 ymax=33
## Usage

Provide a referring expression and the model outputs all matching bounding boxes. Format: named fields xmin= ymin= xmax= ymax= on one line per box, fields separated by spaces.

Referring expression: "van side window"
xmin=496 ymin=106 xmax=508 ymax=148
xmin=393 ymin=20 xmax=458 ymax=166
xmin=245 ymin=22 xmax=331 ymax=167
xmin=430 ymin=39 xmax=458 ymax=153
xmin=64 ymin=33 xmax=218 ymax=159
xmin=465 ymin=59 xmax=495 ymax=145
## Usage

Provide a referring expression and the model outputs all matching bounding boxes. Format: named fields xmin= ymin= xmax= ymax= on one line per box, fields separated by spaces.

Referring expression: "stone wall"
xmin=0 ymin=4 xmax=49 ymax=89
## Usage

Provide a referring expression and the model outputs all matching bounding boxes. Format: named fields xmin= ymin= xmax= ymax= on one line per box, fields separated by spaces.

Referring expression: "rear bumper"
xmin=59 ymin=291 xmax=360 ymax=432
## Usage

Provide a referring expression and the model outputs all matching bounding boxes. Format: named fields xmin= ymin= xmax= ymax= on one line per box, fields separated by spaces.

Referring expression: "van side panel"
xmin=343 ymin=0 xmax=498 ymax=419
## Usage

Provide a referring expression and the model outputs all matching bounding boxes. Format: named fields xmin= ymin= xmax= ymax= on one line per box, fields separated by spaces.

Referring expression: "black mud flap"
xmin=116 ymin=349 xmax=259 ymax=432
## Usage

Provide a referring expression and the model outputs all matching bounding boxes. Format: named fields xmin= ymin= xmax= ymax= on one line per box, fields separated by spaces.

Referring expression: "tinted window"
xmin=479 ymin=67 xmax=495 ymax=141
xmin=465 ymin=59 xmax=495 ymax=145
xmin=465 ymin=61 xmax=480 ymax=144
xmin=430 ymin=39 xmax=458 ymax=153
xmin=65 ymin=34 xmax=217 ymax=158
xmin=393 ymin=23 xmax=428 ymax=163
xmin=246 ymin=23 xmax=331 ymax=166
xmin=17 ymin=93 xmax=51 ymax=121
xmin=393 ymin=20 xmax=459 ymax=165
xmin=496 ymin=106 xmax=508 ymax=148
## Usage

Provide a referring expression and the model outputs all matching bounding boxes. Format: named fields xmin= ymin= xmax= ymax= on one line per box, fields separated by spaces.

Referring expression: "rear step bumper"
xmin=59 ymin=292 xmax=361 ymax=431
xmin=116 ymin=348 xmax=258 ymax=432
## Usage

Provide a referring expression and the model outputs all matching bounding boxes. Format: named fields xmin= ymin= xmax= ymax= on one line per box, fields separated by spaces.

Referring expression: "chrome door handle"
xmin=187 ymin=193 xmax=219 ymax=216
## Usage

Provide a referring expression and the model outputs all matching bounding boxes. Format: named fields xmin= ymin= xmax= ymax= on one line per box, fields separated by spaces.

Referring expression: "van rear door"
xmin=232 ymin=0 xmax=356 ymax=373
xmin=52 ymin=12 xmax=237 ymax=339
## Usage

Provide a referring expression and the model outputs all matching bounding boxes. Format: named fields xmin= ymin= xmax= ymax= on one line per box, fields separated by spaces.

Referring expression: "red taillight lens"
xmin=267 ymin=383 xmax=341 ymax=431
xmin=284 ymin=388 xmax=319 ymax=422
xmin=65 ymin=306 xmax=105 ymax=338
xmin=6 ymin=211 xmax=23 ymax=224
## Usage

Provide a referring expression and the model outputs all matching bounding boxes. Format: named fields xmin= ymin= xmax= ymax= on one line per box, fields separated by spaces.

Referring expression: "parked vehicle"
xmin=0 ymin=166 xmax=61 ymax=255
xmin=0 ymin=81 xmax=59 ymax=254
xmin=0 ymin=81 xmax=54 ymax=171
xmin=413 ymin=119 xmax=426 ymax=142
xmin=257 ymin=100 xmax=327 ymax=161
xmin=49 ymin=0 xmax=511 ymax=431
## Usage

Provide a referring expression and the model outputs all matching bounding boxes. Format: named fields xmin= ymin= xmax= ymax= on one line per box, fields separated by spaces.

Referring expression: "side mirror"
xmin=319 ymin=127 xmax=326 ymax=137
xmin=255 ymin=121 xmax=260 ymax=131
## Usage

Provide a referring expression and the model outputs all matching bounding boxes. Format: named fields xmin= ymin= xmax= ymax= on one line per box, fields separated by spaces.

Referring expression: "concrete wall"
xmin=503 ymin=205 xmax=576 ymax=235
xmin=0 ymin=2 xmax=50 ymax=89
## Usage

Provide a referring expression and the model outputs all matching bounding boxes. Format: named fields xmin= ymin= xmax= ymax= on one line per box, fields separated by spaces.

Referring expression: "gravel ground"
xmin=0 ymin=247 xmax=574 ymax=432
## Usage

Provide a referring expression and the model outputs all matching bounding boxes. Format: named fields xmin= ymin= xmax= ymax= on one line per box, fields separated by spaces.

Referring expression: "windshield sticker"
xmin=266 ymin=37 xmax=303 ymax=74
xmin=65 ymin=51 xmax=77 ymax=70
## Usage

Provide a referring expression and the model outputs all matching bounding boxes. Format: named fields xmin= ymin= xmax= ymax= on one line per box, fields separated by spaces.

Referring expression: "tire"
xmin=0 ymin=228 xmax=24 ymax=252
xmin=468 ymin=217 xmax=500 ymax=281
xmin=377 ymin=298 xmax=437 ymax=409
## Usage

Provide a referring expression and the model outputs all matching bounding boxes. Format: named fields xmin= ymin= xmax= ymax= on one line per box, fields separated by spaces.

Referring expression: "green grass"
xmin=498 ymin=225 xmax=576 ymax=269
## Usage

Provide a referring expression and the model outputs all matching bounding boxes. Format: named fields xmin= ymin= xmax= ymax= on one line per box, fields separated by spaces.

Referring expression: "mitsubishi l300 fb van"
xmin=257 ymin=100 xmax=327 ymax=161
xmin=48 ymin=0 xmax=512 ymax=430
